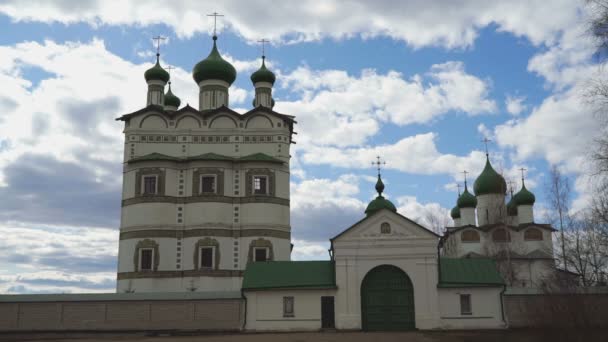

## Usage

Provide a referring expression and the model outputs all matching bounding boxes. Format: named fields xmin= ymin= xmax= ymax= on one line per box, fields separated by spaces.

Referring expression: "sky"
xmin=0 ymin=0 xmax=603 ymax=294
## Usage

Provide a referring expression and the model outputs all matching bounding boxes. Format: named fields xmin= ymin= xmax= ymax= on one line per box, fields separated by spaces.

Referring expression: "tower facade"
xmin=115 ymin=37 xmax=294 ymax=293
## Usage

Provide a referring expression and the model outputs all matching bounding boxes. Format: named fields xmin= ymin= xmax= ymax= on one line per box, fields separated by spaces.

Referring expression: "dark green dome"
xmin=507 ymin=197 xmax=518 ymax=216
xmin=164 ymin=83 xmax=181 ymax=108
xmin=144 ymin=55 xmax=170 ymax=83
xmin=365 ymin=175 xmax=397 ymax=216
xmin=457 ymin=186 xmax=477 ymax=208
xmin=251 ymin=57 xmax=276 ymax=85
xmin=450 ymin=205 xmax=461 ymax=219
xmin=192 ymin=36 xmax=236 ymax=85
xmin=474 ymin=156 xmax=507 ymax=196
xmin=513 ymin=182 xmax=536 ymax=205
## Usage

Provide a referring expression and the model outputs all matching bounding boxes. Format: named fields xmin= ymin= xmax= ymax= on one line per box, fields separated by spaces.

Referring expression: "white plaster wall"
xmin=476 ymin=194 xmax=506 ymax=226
xmin=438 ymin=287 xmax=505 ymax=329
xmin=517 ymin=205 xmax=534 ymax=224
xmin=244 ymin=289 xmax=336 ymax=331
xmin=117 ymin=276 xmax=243 ymax=293
xmin=121 ymin=203 xmax=176 ymax=228
xmin=460 ymin=208 xmax=476 ymax=226
xmin=240 ymin=204 xmax=290 ymax=226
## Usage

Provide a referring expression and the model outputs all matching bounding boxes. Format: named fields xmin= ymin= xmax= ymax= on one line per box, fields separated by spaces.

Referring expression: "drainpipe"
xmin=499 ymin=284 xmax=507 ymax=327
xmin=241 ymin=288 xmax=247 ymax=331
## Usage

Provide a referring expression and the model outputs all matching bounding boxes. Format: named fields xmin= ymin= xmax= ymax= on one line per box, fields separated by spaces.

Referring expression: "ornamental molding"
xmin=133 ymin=239 xmax=160 ymax=272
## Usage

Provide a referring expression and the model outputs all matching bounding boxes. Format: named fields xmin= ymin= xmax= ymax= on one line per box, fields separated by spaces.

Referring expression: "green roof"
xmin=513 ymin=182 xmax=536 ymax=206
xmin=144 ymin=56 xmax=170 ymax=83
xmin=457 ymin=186 xmax=477 ymax=208
xmin=438 ymin=258 xmax=504 ymax=287
xmin=242 ymin=261 xmax=336 ymax=290
xmin=192 ymin=37 xmax=237 ymax=85
xmin=507 ymin=196 xmax=518 ymax=216
xmin=164 ymin=83 xmax=181 ymax=108
xmin=128 ymin=152 xmax=283 ymax=164
xmin=450 ymin=205 xmax=461 ymax=219
xmin=251 ymin=58 xmax=276 ymax=85
xmin=365 ymin=175 xmax=397 ymax=216
xmin=473 ymin=156 xmax=507 ymax=196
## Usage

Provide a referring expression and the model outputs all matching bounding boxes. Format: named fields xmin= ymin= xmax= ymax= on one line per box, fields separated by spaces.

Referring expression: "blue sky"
xmin=0 ymin=0 xmax=601 ymax=293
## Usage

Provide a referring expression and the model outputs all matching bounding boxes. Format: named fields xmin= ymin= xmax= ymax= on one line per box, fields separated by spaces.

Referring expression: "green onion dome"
xmin=450 ymin=205 xmax=461 ymax=219
xmin=144 ymin=54 xmax=170 ymax=83
xmin=164 ymin=83 xmax=181 ymax=108
xmin=251 ymin=57 xmax=276 ymax=85
xmin=513 ymin=181 xmax=536 ymax=206
xmin=457 ymin=186 xmax=477 ymax=208
xmin=473 ymin=156 xmax=507 ymax=196
xmin=192 ymin=36 xmax=237 ymax=85
xmin=507 ymin=197 xmax=518 ymax=216
xmin=365 ymin=175 xmax=397 ymax=216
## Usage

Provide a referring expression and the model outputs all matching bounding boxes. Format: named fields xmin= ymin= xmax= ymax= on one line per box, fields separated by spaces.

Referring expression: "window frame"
xmin=461 ymin=229 xmax=481 ymax=243
xmin=460 ymin=294 xmax=472 ymax=315
xmin=524 ymin=228 xmax=543 ymax=241
xmin=139 ymin=248 xmax=154 ymax=271
xmin=199 ymin=246 xmax=215 ymax=269
xmin=253 ymin=247 xmax=269 ymax=262
xmin=252 ymin=175 xmax=268 ymax=195
xmin=283 ymin=296 xmax=295 ymax=317
xmin=380 ymin=222 xmax=391 ymax=234
xmin=142 ymin=175 xmax=158 ymax=195
xmin=492 ymin=228 xmax=511 ymax=243
xmin=199 ymin=174 xmax=217 ymax=194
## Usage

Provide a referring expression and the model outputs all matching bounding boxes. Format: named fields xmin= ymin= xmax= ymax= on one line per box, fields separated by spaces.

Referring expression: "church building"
xmin=113 ymin=32 xmax=562 ymax=331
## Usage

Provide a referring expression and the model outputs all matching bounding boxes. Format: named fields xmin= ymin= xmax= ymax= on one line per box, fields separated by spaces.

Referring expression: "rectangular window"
xmin=200 ymin=247 xmax=214 ymax=268
xmin=253 ymin=176 xmax=267 ymax=195
xmin=200 ymin=175 xmax=216 ymax=194
xmin=140 ymin=248 xmax=153 ymax=271
xmin=460 ymin=294 xmax=472 ymax=315
xmin=254 ymin=247 xmax=268 ymax=262
xmin=283 ymin=296 xmax=294 ymax=317
xmin=143 ymin=175 xmax=157 ymax=195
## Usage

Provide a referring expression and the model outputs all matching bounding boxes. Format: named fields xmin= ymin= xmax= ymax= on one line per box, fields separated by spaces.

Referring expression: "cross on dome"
xmin=371 ymin=156 xmax=386 ymax=177
xmin=207 ymin=12 xmax=224 ymax=38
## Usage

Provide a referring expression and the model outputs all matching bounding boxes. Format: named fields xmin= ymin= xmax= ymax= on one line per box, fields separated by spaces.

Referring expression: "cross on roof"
xmin=482 ymin=137 xmax=492 ymax=155
xmin=519 ymin=167 xmax=527 ymax=181
xmin=152 ymin=35 xmax=166 ymax=56
xmin=508 ymin=180 xmax=515 ymax=196
xmin=258 ymin=38 xmax=270 ymax=58
xmin=371 ymin=156 xmax=386 ymax=177
xmin=462 ymin=170 xmax=469 ymax=186
xmin=207 ymin=12 xmax=224 ymax=37
xmin=456 ymin=183 xmax=462 ymax=196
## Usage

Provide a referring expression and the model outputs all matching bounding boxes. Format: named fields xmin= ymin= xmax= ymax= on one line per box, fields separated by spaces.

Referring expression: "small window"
xmin=253 ymin=176 xmax=268 ymax=195
xmin=524 ymin=228 xmax=543 ymax=241
xmin=460 ymin=294 xmax=472 ymax=315
xmin=461 ymin=230 xmax=480 ymax=243
xmin=200 ymin=175 xmax=216 ymax=194
xmin=139 ymin=248 xmax=153 ymax=271
xmin=200 ymin=247 xmax=214 ymax=268
xmin=143 ymin=175 xmax=157 ymax=195
xmin=283 ymin=296 xmax=294 ymax=317
xmin=492 ymin=229 xmax=510 ymax=242
xmin=380 ymin=222 xmax=391 ymax=234
xmin=254 ymin=247 xmax=268 ymax=262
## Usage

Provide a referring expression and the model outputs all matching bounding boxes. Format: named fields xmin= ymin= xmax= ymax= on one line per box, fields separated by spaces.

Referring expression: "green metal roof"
xmin=457 ymin=187 xmax=477 ymax=208
xmin=513 ymin=182 xmax=536 ymax=206
xmin=450 ymin=205 xmax=461 ymax=219
xmin=164 ymin=83 xmax=181 ymax=108
xmin=242 ymin=261 xmax=336 ymax=290
xmin=144 ymin=57 xmax=170 ymax=83
xmin=473 ymin=156 xmax=507 ymax=196
xmin=251 ymin=58 xmax=276 ymax=85
xmin=365 ymin=175 xmax=397 ymax=216
xmin=128 ymin=152 xmax=283 ymax=164
xmin=438 ymin=258 xmax=504 ymax=287
xmin=192 ymin=37 xmax=237 ymax=85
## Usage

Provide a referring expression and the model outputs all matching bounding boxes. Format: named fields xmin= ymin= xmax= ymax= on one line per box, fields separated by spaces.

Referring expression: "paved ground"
xmin=1 ymin=330 xmax=606 ymax=342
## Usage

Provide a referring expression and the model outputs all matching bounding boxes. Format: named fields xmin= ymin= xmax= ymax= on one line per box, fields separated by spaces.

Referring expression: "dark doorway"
xmin=321 ymin=296 xmax=335 ymax=329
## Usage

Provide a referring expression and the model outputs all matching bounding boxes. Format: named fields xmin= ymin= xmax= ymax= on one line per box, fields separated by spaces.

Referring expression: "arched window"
xmin=524 ymin=228 xmax=543 ymax=241
xmin=492 ymin=229 xmax=510 ymax=242
xmin=461 ymin=230 xmax=480 ymax=243
xmin=380 ymin=222 xmax=391 ymax=234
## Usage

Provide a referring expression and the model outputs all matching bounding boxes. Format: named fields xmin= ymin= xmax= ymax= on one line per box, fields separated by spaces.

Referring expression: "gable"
xmin=331 ymin=209 xmax=439 ymax=243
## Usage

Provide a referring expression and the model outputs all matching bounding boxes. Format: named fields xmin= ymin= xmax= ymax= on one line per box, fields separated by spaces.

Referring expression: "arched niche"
xmin=139 ymin=114 xmax=168 ymax=129
xmin=209 ymin=115 xmax=238 ymax=129
xmin=245 ymin=114 xmax=274 ymax=129
xmin=176 ymin=115 xmax=201 ymax=129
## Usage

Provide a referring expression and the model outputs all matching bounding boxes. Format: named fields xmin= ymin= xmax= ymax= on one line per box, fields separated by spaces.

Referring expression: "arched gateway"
xmin=360 ymin=265 xmax=415 ymax=331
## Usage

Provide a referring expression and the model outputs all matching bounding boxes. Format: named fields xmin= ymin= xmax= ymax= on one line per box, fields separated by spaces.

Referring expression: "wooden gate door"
xmin=360 ymin=265 xmax=415 ymax=331
xmin=321 ymin=296 xmax=335 ymax=329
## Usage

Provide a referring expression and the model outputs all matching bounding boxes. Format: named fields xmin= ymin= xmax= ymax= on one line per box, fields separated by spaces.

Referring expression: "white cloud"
xmin=0 ymin=1 xmax=581 ymax=48
xmin=505 ymin=95 xmax=527 ymax=115
xmin=276 ymin=62 xmax=495 ymax=147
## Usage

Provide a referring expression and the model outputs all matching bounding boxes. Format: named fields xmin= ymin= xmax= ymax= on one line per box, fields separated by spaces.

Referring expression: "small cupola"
xmin=251 ymin=41 xmax=276 ymax=109
xmin=364 ymin=175 xmax=397 ymax=216
xmin=474 ymin=155 xmax=507 ymax=196
xmin=192 ymin=35 xmax=237 ymax=110
xmin=164 ymin=82 xmax=181 ymax=111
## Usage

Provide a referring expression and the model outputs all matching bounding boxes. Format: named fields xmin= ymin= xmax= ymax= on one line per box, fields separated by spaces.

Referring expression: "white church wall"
xmin=121 ymin=203 xmax=176 ymax=228
xmin=438 ymin=287 xmax=505 ymax=329
xmin=476 ymin=194 xmax=507 ymax=226
xmin=244 ymin=289 xmax=336 ymax=331
xmin=117 ymin=276 xmax=243 ymax=293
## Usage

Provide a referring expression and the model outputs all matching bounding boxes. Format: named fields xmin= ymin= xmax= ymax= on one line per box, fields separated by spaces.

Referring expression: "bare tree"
xmin=545 ymin=165 xmax=571 ymax=270
xmin=423 ymin=207 xmax=451 ymax=235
